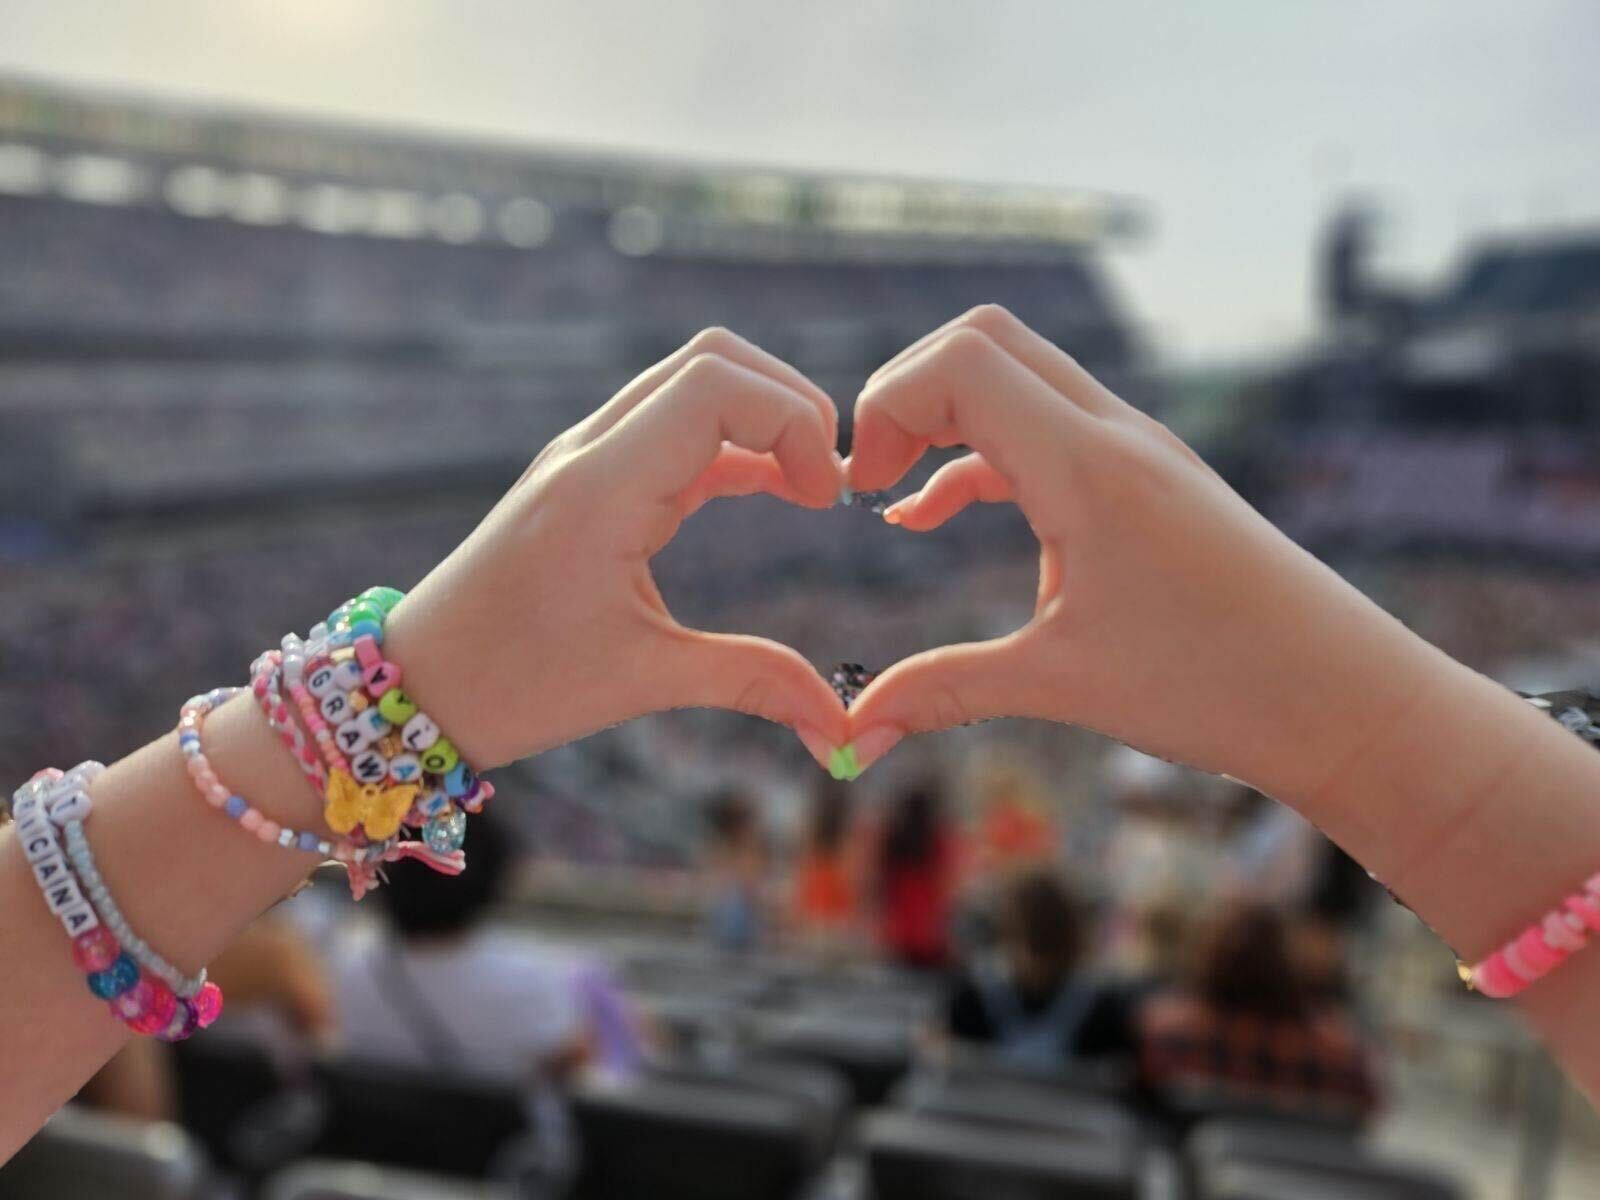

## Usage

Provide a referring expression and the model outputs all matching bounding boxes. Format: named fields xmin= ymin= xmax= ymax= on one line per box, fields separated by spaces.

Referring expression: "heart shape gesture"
xmin=383 ymin=328 xmax=852 ymax=773
xmin=840 ymin=305 xmax=1430 ymax=803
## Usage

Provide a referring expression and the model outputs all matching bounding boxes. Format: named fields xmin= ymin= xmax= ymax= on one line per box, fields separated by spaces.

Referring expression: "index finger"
xmin=848 ymin=326 xmax=1093 ymax=494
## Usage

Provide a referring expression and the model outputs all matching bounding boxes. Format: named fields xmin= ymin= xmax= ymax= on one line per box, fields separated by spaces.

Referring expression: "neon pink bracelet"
xmin=1467 ymin=878 xmax=1600 ymax=998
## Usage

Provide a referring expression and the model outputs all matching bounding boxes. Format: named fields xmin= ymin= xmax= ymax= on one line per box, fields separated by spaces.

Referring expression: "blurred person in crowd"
xmin=972 ymin=760 xmax=1057 ymax=877
xmin=701 ymin=786 xmax=768 ymax=955
xmin=874 ymin=775 xmax=963 ymax=970
xmin=789 ymin=775 xmax=863 ymax=957
xmin=1136 ymin=900 xmax=1381 ymax=1120
xmin=331 ymin=814 xmax=643 ymax=1082
xmin=946 ymin=867 xmax=1133 ymax=1069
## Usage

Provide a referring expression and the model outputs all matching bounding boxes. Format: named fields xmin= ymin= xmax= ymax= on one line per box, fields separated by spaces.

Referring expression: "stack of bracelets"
xmin=8 ymin=584 xmax=494 ymax=1045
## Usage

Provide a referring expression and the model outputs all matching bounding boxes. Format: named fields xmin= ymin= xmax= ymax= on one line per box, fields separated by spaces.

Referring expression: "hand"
xmin=384 ymin=328 xmax=851 ymax=770
xmin=843 ymin=306 xmax=1443 ymax=801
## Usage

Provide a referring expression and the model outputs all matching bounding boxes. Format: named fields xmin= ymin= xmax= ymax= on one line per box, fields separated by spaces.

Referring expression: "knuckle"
xmin=936 ymin=325 xmax=1001 ymax=374
xmin=963 ymin=302 xmax=1018 ymax=335
xmin=731 ymin=674 xmax=776 ymax=720
xmin=676 ymin=352 xmax=734 ymax=394
xmin=686 ymin=326 xmax=740 ymax=356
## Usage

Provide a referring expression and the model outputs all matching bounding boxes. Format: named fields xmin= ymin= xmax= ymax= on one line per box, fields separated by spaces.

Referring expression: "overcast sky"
xmin=2 ymin=0 xmax=1596 ymax=361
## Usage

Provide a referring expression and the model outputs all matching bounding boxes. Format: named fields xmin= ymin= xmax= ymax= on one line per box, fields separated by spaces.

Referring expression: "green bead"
xmin=420 ymin=737 xmax=459 ymax=776
xmin=828 ymin=745 xmax=862 ymax=782
xmin=361 ymin=586 xmax=405 ymax=614
xmin=345 ymin=600 xmax=385 ymax=628
xmin=377 ymin=688 xmax=419 ymax=725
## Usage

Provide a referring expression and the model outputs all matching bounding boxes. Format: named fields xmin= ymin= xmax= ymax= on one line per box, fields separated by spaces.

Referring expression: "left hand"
xmin=383 ymin=328 xmax=851 ymax=770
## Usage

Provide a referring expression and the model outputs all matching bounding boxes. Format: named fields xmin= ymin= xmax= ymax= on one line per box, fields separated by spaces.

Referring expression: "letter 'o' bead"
xmin=420 ymin=738 xmax=459 ymax=776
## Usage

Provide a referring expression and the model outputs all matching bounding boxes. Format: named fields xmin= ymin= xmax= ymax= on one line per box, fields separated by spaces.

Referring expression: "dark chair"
xmin=861 ymin=1109 xmax=1142 ymax=1200
xmin=173 ymin=1033 xmax=313 ymax=1174
xmin=263 ymin=1157 xmax=510 ymax=1200
xmin=1162 ymin=1083 xmax=1368 ymax=1139
xmin=0 ymin=1106 xmax=209 ymax=1200
xmin=938 ymin=1046 xmax=1137 ymax=1100
xmin=1188 ymin=1118 xmax=1464 ymax=1200
xmin=752 ymin=1011 xmax=912 ymax=1104
xmin=892 ymin=1070 xmax=1143 ymax=1144
xmin=310 ymin=1057 xmax=530 ymax=1178
xmin=569 ymin=1069 xmax=837 ymax=1200
xmin=648 ymin=1057 xmax=852 ymax=1163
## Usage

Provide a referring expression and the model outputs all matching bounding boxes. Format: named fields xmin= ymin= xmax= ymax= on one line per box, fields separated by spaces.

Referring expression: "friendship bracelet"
xmin=1463 ymin=689 xmax=1600 ymax=998
xmin=14 ymin=766 xmax=222 ymax=1038
xmin=250 ymin=648 xmax=328 ymax=793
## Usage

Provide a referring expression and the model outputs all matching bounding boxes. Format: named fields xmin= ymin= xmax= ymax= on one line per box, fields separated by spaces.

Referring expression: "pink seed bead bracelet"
xmin=1462 ymin=689 xmax=1600 ymax=998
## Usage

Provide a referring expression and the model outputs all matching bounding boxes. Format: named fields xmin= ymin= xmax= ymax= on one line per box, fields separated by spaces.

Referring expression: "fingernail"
xmin=797 ymin=725 xmax=836 ymax=770
xmin=882 ymin=505 xmax=904 ymax=525
xmin=851 ymin=726 xmax=903 ymax=773
xmin=828 ymin=744 xmax=862 ymax=781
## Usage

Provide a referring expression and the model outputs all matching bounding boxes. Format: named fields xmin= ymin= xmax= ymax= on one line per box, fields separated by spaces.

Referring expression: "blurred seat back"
xmin=647 ymin=1057 xmax=851 ymax=1162
xmin=569 ymin=1069 xmax=835 ymax=1200
xmin=1188 ymin=1118 xmax=1464 ymax=1200
xmin=310 ymin=1057 xmax=529 ymax=1177
xmin=0 ymin=1106 xmax=208 ymax=1200
xmin=862 ymin=1109 xmax=1141 ymax=1200
xmin=751 ymin=1010 xmax=911 ymax=1104
xmin=263 ymin=1157 xmax=510 ymax=1200
xmin=939 ymin=1045 xmax=1137 ymax=1100
xmin=893 ymin=1070 xmax=1142 ymax=1144
xmin=172 ymin=1033 xmax=294 ymax=1172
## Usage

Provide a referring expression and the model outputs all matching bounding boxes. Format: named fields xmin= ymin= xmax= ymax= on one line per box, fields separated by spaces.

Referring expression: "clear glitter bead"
xmin=829 ymin=662 xmax=878 ymax=710
xmin=423 ymin=807 xmax=467 ymax=853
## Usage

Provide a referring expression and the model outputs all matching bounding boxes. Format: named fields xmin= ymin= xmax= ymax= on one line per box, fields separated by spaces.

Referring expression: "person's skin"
xmin=843 ymin=304 xmax=1600 ymax=1102
xmin=0 ymin=330 xmax=848 ymax=1159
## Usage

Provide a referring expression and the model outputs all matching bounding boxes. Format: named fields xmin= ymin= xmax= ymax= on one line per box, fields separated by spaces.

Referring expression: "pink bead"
xmin=1566 ymin=893 xmax=1600 ymax=932
xmin=353 ymin=635 xmax=383 ymax=669
xmin=72 ymin=927 xmax=121 ymax=973
xmin=1474 ymin=955 xmax=1523 ymax=998
xmin=239 ymin=809 xmax=263 ymax=833
xmin=256 ymin=820 xmax=281 ymax=843
xmin=362 ymin=660 xmax=401 ymax=697
xmin=193 ymin=981 xmax=224 ymax=1028
xmin=118 ymin=978 xmax=178 ymax=1034
xmin=1544 ymin=910 xmax=1586 ymax=953
xmin=1516 ymin=926 xmax=1567 ymax=975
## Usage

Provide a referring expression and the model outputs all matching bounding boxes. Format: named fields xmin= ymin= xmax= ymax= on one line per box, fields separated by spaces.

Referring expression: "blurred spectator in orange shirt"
xmin=790 ymin=776 xmax=864 ymax=957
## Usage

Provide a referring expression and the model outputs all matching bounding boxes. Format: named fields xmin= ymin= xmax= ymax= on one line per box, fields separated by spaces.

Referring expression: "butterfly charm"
xmin=323 ymin=770 xmax=420 ymax=841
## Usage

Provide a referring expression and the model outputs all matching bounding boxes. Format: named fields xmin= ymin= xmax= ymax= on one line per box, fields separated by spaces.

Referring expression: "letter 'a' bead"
xmin=388 ymin=753 xmax=423 ymax=784
xmin=336 ymin=716 xmax=378 ymax=754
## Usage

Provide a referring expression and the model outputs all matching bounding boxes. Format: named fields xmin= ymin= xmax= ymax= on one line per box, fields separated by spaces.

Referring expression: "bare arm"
xmin=0 ymin=329 xmax=849 ymax=1159
xmin=843 ymin=305 xmax=1600 ymax=1102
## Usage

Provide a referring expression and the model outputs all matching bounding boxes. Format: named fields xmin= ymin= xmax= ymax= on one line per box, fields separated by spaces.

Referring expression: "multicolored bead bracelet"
xmin=1463 ymin=689 xmax=1600 ymax=998
xmin=15 ymin=765 xmax=222 ymax=1039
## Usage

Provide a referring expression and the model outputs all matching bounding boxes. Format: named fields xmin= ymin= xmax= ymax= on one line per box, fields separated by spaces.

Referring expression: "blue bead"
xmin=443 ymin=762 xmax=475 ymax=798
xmin=297 ymin=831 xmax=321 ymax=852
xmin=348 ymin=619 xmax=383 ymax=645
xmin=224 ymin=795 xmax=247 ymax=819
xmin=327 ymin=603 xmax=353 ymax=629
xmin=423 ymin=808 xmax=467 ymax=853
xmin=87 ymin=953 xmax=139 ymax=999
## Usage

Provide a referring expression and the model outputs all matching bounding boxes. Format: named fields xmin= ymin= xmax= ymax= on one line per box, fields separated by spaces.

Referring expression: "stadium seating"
xmin=891 ymin=1069 xmax=1144 ymax=1144
xmin=173 ymin=1033 xmax=318 ymax=1175
xmin=568 ymin=1066 xmax=844 ymax=1200
xmin=308 ymin=1057 xmax=531 ymax=1178
xmin=0 ymin=1106 xmax=210 ymax=1200
xmin=861 ymin=1108 xmax=1142 ymax=1200
xmin=750 ymin=1010 xmax=914 ymax=1105
xmin=1187 ymin=1118 xmax=1464 ymax=1200
xmin=263 ymin=1158 xmax=511 ymax=1200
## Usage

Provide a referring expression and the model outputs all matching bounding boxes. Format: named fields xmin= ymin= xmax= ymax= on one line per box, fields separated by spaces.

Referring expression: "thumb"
xmin=845 ymin=635 xmax=1036 ymax=776
xmin=663 ymin=630 xmax=850 ymax=768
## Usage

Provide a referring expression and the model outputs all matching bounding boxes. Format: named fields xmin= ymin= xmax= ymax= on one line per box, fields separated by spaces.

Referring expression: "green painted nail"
xmin=829 ymin=744 xmax=862 ymax=781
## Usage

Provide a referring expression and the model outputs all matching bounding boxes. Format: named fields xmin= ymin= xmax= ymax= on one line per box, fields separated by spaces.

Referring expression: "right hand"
xmin=843 ymin=306 xmax=1446 ymax=800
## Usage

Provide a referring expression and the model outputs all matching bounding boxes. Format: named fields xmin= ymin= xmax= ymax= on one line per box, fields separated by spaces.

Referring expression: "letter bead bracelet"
xmin=1463 ymin=689 xmax=1600 ymax=998
xmin=12 ymin=765 xmax=222 ymax=1040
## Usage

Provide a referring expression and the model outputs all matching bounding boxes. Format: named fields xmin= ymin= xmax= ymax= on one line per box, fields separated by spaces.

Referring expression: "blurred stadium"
xmin=4 ymin=68 xmax=1600 ymax=1200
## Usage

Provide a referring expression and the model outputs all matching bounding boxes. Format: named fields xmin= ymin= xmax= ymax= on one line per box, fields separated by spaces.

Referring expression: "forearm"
xmin=0 ymin=693 xmax=322 ymax=1158
xmin=1278 ymin=635 xmax=1600 ymax=1099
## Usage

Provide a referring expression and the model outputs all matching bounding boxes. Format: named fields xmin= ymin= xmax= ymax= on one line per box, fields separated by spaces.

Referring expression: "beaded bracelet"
xmin=1463 ymin=689 xmax=1600 ymax=998
xmin=14 ymin=766 xmax=222 ymax=1038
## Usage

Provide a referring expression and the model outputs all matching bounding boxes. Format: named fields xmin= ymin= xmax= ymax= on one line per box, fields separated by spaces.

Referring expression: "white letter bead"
xmin=12 ymin=793 xmax=41 ymax=822
xmin=31 ymin=852 xmax=68 ymax=889
xmin=21 ymin=829 xmax=57 ymax=864
xmin=388 ymin=753 xmax=423 ymax=784
xmin=351 ymin=749 xmax=389 ymax=785
xmin=336 ymin=716 xmax=377 ymax=754
xmin=60 ymin=901 xmax=99 ymax=936
xmin=402 ymin=713 xmax=441 ymax=753
xmin=45 ymin=875 xmax=86 ymax=915
xmin=357 ymin=709 xmax=392 ymax=740
xmin=306 ymin=665 xmax=339 ymax=699
xmin=48 ymin=789 xmax=94 ymax=826
xmin=332 ymin=660 xmax=364 ymax=691
xmin=320 ymin=691 xmax=353 ymax=724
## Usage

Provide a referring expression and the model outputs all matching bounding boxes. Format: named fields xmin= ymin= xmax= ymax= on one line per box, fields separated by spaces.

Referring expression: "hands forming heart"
xmin=385 ymin=307 xmax=1427 ymax=806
